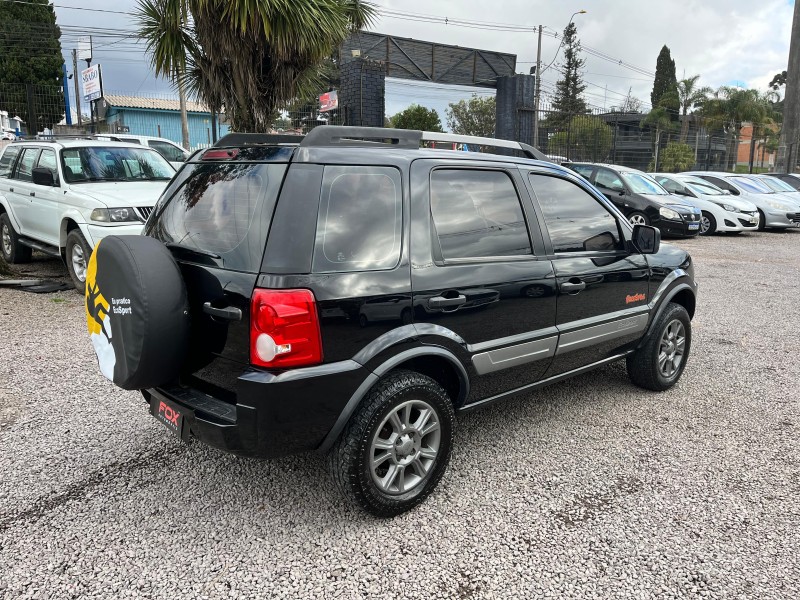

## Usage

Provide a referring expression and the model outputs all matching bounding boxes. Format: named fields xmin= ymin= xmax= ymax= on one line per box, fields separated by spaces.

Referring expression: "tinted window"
xmin=14 ymin=148 xmax=39 ymax=181
xmin=37 ymin=149 xmax=57 ymax=172
xmin=149 ymin=163 xmax=287 ymax=273
xmin=149 ymin=140 xmax=186 ymax=162
xmin=621 ymin=172 xmax=668 ymax=195
xmin=530 ymin=174 xmax=622 ymax=253
xmin=430 ymin=169 xmax=531 ymax=260
xmin=312 ymin=166 xmax=402 ymax=273
xmin=0 ymin=146 xmax=20 ymax=178
xmin=655 ymin=177 xmax=684 ymax=194
xmin=595 ymin=168 xmax=624 ymax=191
xmin=61 ymin=146 xmax=173 ymax=182
xmin=571 ymin=164 xmax=594 ymax=179
xmin=699 ymin=176 xmax=738 ymax=195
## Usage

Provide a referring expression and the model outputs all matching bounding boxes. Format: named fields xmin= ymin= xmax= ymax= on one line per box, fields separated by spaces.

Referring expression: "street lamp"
xmin=532 ymin=10 xmax=587 ymax=148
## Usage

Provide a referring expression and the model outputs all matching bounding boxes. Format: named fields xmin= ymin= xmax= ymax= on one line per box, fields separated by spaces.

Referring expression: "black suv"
xmin=567 ymin=163 xmax=702 ymax=237
xmin=87 ymin=127 xmax=697 ymax=517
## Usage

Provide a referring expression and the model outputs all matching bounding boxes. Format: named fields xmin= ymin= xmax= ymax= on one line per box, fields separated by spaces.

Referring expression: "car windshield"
xmin=621 ymin=172 xmax=669 ymax=195
xmin=60 ymin=146 xmax=174 ymax=183
xmin=729 ymin=176 xmax=772 ymax=194
xmin=682 ymin=178 xmax=726 ymax=196
xmin=757 ymin=176 xmax=797 ymax=193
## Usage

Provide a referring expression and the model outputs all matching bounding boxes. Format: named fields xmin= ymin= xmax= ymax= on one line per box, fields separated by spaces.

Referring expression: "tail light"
xmin=250 ymin=288 xmax=322 ymax=369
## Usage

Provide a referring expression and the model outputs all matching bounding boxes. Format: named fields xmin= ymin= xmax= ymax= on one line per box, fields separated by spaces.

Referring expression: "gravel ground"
xmin=1 ymin=231 xmax=799 ymax=599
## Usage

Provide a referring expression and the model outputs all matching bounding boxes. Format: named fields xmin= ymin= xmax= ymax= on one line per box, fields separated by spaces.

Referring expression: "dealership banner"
xmin=81 ymin=64 xmax=103 ymax=103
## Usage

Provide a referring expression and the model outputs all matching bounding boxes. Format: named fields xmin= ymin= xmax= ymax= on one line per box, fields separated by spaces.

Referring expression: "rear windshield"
xmin=147 ymin=162 xmax=287 ymax=273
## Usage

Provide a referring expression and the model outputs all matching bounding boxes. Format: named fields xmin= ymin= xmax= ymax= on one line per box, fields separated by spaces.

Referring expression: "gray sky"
xmin=54 ymin=0 xmax=795 ymax=122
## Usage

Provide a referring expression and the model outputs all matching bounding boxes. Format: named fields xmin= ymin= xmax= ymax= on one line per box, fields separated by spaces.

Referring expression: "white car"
xmin=650 ymin=173 xmax=760 ymax=234
xmin=681 ymin=171 xmax=800 ymax=230
xmin=98 ymin=134 xmax=189 ymax=169
xmin=0 ymin=139 xmax=175 ymax=291
xmin=1 ymin=130 xmax=17 ymax=141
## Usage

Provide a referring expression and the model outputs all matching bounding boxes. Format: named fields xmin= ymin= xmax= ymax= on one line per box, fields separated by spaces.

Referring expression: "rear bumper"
xmin=143 ymin=360 xmax=369 ymax=458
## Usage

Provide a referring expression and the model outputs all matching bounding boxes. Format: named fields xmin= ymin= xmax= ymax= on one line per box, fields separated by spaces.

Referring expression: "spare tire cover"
xmin=85 ymin=235 xmax=189 ymax=390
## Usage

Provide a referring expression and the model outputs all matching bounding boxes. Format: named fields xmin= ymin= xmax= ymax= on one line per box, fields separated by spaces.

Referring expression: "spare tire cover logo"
xmin=86 ymin=239 xmax=130 ymax=381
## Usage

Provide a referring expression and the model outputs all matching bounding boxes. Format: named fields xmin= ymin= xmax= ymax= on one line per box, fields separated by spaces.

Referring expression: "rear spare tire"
xmin=85 ymin=235 xmax=189 ymax=390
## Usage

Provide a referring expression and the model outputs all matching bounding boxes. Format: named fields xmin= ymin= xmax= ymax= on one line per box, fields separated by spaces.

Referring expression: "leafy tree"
xmin=648 ymin=142 xmax=695 ymax=172
xmin=550 ymin=22 xmax=588 ymax=126
xmin=651 ymin=46 xmax=679 ymax=120
xmin=702 ymin=87 xmax=779 ymax=170
xmin=0 ymin=0 xmax=65 ymax=131
xmin=677 ymin=75 xmax=711 ymax=142
xmin=770 ymin=70 xmax=787 ymax=90
xmin=445 ymin=95 xmax=496 ymax=137
xmin=390 ymin=104 xmax=443 ymax=132
xmin=547 ymin=115 xmax=612 ymax=161
xmin=136 ymin=0 xmax=376 ymax=132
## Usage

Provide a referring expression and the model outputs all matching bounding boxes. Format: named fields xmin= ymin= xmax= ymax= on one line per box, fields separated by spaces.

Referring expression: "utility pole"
xmin=777 ymin=0 xmax=800 ymax=172
xmin=532 ymin=25 xmax=543 ymax=149
xmin=72 ymin=49 xmax=82 ymax=126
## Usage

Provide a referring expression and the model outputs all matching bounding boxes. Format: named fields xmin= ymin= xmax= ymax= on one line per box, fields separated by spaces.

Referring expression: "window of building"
xmin=430 ymin=169 xmax=532 ymax=261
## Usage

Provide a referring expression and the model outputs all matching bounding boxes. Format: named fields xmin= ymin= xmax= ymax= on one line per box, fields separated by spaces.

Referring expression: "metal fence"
xmin=0 ymin=83 xmax=66 ymax=137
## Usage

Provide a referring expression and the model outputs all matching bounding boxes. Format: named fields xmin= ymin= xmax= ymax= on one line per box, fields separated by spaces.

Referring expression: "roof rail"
xmin=213 ymin=132 xmax=305 ymax=147
xmin=298 ymin=125 xmax=550 ymax=161
xmin=421 ymin=131 xmax=549 ymax=161
xmin=300 ymin=126 xmax=421 ymax=148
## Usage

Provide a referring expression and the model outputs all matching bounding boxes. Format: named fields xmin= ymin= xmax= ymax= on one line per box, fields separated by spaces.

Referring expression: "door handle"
xmin=9 ymin=188 xmax=13 ymax=192
xmin=429 ymin=295 xmax=467 ymax=309
xmin=560 ymin=280 xmax=586 ymax=294
xmin=202 ymin=302 xmax=242 ymax=321
xmin=29 ymin=192 xmax=35 ymax=197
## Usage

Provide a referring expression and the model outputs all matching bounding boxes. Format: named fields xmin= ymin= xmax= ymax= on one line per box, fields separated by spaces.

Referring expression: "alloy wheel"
xmin=658 ymin=319 xmax=686 ymax=378
xmin=1 ymin=223 xmax=11 ymax=257
xmin=71 ymin=243 xmax=87 ymax=282
xmin=369 ymin=399 xmax=441 ymax=496
xmin=629 ymin=214 xmax=647 ymax=226
xmin=700 ymin=215 xmax=711 ymax=234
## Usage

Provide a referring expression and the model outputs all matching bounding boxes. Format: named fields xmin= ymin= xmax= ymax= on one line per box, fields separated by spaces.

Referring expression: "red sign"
xmin=319 ymin=91 xmax=338 ymax=113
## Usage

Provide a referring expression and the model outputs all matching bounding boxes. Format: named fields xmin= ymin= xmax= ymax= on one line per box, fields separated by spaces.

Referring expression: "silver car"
xmin=681 ymin=171 xmax=800 ymax=230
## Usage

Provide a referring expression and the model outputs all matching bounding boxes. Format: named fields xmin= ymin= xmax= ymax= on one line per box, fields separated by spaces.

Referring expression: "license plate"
xmin=688 ymin=223 xmax=700 ymax=230
xmin=150 ymin=396 xmax=184 ymax=438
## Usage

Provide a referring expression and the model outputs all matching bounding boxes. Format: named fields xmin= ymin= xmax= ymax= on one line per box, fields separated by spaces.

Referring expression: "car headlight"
xmin=90 ymin=207 xmax=141 ymax=223
xmin=659 ymin=206 xmax=681 ymax=220
xmin=720 ymin=204 xmax=737 ymax=212
xmin=764 ymin=199 xmax=788 ymax=210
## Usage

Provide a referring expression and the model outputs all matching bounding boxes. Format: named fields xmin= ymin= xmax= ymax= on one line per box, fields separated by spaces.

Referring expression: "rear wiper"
xmin=165 ymin=242 xmax=221 ymax=259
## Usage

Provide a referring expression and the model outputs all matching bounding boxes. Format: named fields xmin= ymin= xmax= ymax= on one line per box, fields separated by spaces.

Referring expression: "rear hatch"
xmin=144 ymin=146 xmax=294 ymax=397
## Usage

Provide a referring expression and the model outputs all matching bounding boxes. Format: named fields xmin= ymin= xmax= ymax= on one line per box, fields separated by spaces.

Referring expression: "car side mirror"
xmin=631 ymin=225 xmax=660 ymax=254
xmin=618 ymin=189 xmax=626 ymax=196
xmin=32 ymin=166 xmax=56 ymax=186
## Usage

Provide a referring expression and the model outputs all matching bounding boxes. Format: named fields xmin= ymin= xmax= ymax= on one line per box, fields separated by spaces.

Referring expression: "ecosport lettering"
xmin=111 ymin=297 xmax=132 ymax=315
xmin=626 ymin=293 xmax=646 ymax=304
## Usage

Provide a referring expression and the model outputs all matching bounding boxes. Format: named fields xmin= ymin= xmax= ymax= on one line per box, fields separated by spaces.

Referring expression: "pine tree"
xmin=0 ymin=0 xmax=65 ymax=131
xmin=651 ymin=46 xmax=679 ymax=119
xmin=550 ymin=22 xmax=588 ymax=125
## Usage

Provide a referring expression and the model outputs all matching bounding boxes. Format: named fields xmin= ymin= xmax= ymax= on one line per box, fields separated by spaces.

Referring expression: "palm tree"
xmin=701 ymin=87 xmax=777 ymax=170
xmin=676 ymin=75 xmax=711 ymax=143
xmin=135 ymin=0 xmax=376 ymax=133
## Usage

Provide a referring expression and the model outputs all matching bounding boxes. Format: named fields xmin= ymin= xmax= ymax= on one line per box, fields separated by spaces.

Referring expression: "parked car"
xmin=0 ymin=139 xmax=175 ymax=291
xmin=85 ymin=127 xmax=697 ymax=517
xmin=682 ymin=171 xmax=800 ymax=230
xmin=764 ymin=172 xmax=800 ymax=191
xmin=1 ymin=130 xmax=17 ymax=141
xmin=650 ymin=173 xmax=759 ymax=234
xmin=97 ymin=134 xmax=189 ymax=169
xmin=567 ymin=163 xmax=701 ymax=237
xmin=752 ymin=173 xmax=800 ymax=199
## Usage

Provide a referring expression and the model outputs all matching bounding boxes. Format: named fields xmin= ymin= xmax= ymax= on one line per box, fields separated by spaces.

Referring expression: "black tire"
xmin=626 ymin=302 xmax=692 ymax=391
xmin=757 ymin=209 xmax=766 ymax=231
xmin=65 ymin=229 xmax=92 ymax=294
xmin=628 ymin=211 xmax=649 ymax=227
xmin=359 ymin=313 xmax=368 ymax=327
xmin=328 ymin=370 xmax=455 ymax=517
xmin=0 ymin=213 xmax=32 ymax=264
xmin=699 ymin=211 xmax=717 ymax=235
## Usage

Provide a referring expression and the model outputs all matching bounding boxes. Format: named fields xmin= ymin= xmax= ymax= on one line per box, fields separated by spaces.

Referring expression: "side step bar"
xmin=19 ymin=238 xmax=60 ymax=257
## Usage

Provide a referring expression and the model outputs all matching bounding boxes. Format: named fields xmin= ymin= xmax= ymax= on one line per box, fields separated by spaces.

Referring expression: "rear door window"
xmin=0 ymin=146 xmax=20 ymax=177
xmin=595 ymin=168 xmax=625 ymax=192
xmin=13 ymin=148 xmax=39 ymax=181
xmin=570 ymin=164 xmax=594 ymax=179
xmin=149 ymin=140 xmax=186 ymax=162
xmin=148 ymin=162 xmax=287 ymax=273
xmin=430 ymin=168 xmax=532 ymax=260
xmin=312 ymin=166 xmax=402 ymax=273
